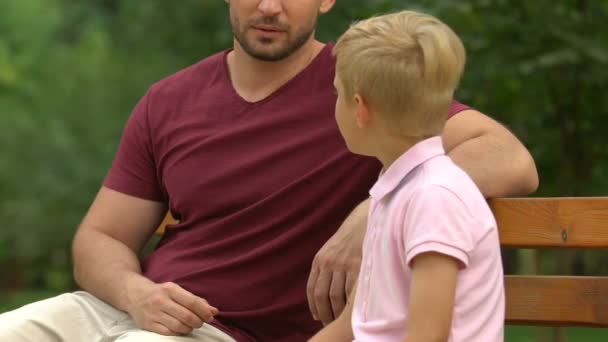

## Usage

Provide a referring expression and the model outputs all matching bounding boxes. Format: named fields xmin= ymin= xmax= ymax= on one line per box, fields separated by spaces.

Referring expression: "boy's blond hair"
xmin=333 ymin=10 xmax=466 ymax=137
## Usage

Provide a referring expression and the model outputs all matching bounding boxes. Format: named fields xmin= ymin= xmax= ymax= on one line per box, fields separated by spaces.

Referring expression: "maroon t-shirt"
xmin=104 ymin=43 xmax=469 ymax=341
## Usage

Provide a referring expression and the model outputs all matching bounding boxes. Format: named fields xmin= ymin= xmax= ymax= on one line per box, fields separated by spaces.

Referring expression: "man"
xmin=0 ymin=1 xmax=538 ymax=341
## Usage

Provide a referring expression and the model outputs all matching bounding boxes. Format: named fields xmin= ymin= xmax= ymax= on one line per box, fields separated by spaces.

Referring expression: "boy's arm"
xmin=402 ymin=252 xmax=459 ymax=342
xmin=308 ymin=315 xmax=352 ymax=342
xmin=309 ymin=284 xmax=357 ymax=342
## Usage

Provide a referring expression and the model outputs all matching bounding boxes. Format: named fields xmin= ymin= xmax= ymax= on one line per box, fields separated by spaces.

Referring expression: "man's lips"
xmin=252 ymin=25 xmax=285 ymax=32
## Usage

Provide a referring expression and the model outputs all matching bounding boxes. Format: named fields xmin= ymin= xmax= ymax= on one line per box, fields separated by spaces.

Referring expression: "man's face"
xmin=227 ymin=0 xmax=329 ymax=61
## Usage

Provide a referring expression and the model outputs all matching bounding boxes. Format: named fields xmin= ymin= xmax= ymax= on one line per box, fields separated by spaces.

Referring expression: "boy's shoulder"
xmin=421 ymin=156 xmax=478 ymax=195
xmin=399 ymin=155 xmax=492 ymax=220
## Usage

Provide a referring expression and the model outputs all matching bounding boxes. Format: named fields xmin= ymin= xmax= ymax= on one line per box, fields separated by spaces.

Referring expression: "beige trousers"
xmin=0 ymin=291 xmax=236 ymax=342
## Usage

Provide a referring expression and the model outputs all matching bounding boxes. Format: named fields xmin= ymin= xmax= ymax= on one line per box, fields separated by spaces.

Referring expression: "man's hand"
xmin=125 ymin=279 xmax=219 ymax=336
xmin=307 ymin=199 xmax=369 ymax=325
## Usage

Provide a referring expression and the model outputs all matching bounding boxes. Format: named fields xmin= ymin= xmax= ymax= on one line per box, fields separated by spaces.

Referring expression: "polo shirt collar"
xmin=369 ymin=136 xmax=445 ymax=201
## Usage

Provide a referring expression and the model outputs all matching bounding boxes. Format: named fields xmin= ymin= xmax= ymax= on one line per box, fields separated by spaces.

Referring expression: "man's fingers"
xmin=166 ymin=283 xmax=217 ymax=322
xmin=149 ymin=322 xmax=175 ymax=336
xmin=162 ymin=301 xmax=204 ymax=329
xmin=306 ymin=263 xmax=321 ymax=320
xmin=345 ymin=271 xmax=358 ymax=299
xmin=313 ymin=271 xmax=334 ymax=325
xmin=159 ymin=313 xmax=193 ymax=335
xmin=329 ymin=271 xmax=347 ymax=319
xmin=199 ymin=298 xmax=219 ymax=321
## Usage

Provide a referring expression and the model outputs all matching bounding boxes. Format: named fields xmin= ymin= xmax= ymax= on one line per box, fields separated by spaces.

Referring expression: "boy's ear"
xmin=354 ymin=94 xmax=372 ymax=128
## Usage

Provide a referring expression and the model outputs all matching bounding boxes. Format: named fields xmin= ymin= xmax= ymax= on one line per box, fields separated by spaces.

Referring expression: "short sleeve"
xmin=448 ymin=100 xmax=470 ymax=118
xmin=103 ymin=91 xmax=165 ymax=202
xmin=404 ymin=185 xmax=478 ymax=268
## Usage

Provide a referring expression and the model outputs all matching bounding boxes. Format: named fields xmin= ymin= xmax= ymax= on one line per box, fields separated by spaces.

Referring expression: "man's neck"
xmin=226 ymin=38 xmax=325 ymax=103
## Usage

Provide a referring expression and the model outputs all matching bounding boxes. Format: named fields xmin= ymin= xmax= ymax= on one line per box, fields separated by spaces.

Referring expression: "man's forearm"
xmin=72 ymin=228 xmax=152 ymax=312
xmin=448 ymin=133 xmax=538 ymax=198
xmin=347 ymin=198 xmax=370 ymax=232
xmin=442 ymin=109 xmax=538 ymax=198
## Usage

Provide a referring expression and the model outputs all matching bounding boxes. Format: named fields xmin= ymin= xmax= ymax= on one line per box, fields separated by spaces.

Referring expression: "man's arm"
xmin=307 ymin=199 xmax=368 ymax=325
xmin=307 ymin=108 xmax=538 ymax=324
xmin=72 ymin=186 xmax=218 ymax=336
xmin=402 ymin=252 xmax=459 ymax=342
xmin=443 ymin=109 xmax=539 ymax=198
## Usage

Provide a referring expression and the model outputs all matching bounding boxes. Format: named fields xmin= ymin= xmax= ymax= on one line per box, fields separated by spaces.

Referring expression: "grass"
xmin=2 ymin=291 xmax=608 ymax=341
xmin=506 ymin=326 xmax=608 ymax=341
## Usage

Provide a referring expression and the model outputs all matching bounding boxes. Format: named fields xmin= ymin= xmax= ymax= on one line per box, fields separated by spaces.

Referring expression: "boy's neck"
xmin=373 ymin=134 xmax=424 ymax=170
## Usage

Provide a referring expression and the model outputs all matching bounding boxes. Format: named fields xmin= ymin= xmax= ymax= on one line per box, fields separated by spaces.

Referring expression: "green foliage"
xmin=1 ymin=0 xmax=607 ymax=298
xmin=0 ymin=290 xmax=62 ymax=312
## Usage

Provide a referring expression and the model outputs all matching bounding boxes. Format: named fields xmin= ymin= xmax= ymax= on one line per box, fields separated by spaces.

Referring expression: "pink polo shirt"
xmin=352 ymin=137 xmax=504 ymax=342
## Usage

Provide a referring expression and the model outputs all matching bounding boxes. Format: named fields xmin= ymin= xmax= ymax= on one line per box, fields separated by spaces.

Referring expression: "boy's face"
xmin=333 ymin=75 xmax=364 ymax=154
xmin=226 ymin=0 xmax=334 ymax=61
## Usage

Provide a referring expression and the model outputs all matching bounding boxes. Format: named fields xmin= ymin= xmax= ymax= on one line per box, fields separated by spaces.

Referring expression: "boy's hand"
xmin=404 ymin=252 xmax=459 ymax=342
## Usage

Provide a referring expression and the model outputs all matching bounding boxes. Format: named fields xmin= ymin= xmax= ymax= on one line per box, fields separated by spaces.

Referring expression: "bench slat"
xmin=490 ymin=197 xmax=608 ymax=248
xmin=156 ymin=212 xmax=178 ymax=235
xmin=506 ymin=275 xmax=608 ymax=327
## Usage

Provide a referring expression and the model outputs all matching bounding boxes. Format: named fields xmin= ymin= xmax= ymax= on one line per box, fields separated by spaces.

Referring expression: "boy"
xmin=310 ymin=10 xmax=504 ymax=342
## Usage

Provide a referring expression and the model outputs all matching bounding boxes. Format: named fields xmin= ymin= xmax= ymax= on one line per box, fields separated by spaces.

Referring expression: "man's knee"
xmin=116 ymin=324 xmax=236 ymax=342
xmin=0 ymin=295 xmax=67 ymax=341
xmin=1 ymin=292 xmax=82 ymax=319
xmin=0 ymin=292 xmax=102 ymax=341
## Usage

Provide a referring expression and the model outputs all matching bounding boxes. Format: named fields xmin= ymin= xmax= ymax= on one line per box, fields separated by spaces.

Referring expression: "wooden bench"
xmin=156 ymin=212 xmax=177 ymax=235
xmin=491 ymin=197 xmax=608 ymax=328
xmin=156 ymin=197 xmax=608 ymax=330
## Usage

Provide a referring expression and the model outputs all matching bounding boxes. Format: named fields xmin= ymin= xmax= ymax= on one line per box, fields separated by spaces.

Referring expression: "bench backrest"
xmin=490 ymin=197 xmax=608 ymax=327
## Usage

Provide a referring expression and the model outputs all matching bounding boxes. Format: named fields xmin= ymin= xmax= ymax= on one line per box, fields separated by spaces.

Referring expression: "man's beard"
xmin=231 ymin=15 xmax=317 ymax=61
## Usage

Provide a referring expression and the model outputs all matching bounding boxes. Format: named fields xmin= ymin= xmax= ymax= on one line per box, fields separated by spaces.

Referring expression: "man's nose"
xmin=257 ymin=0 xmax=282 ymax=17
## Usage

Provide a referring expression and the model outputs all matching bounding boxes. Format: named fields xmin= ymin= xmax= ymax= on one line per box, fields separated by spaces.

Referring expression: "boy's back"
xmin=353 ymin=137 xmax=504 ymax=342
xmin=353 ymin=136 xmax=504 ymax=341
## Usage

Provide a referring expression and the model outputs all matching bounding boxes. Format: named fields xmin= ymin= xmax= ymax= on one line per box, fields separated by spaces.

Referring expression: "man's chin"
xmin=246 ymin=45 xmax=292 ymax=62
